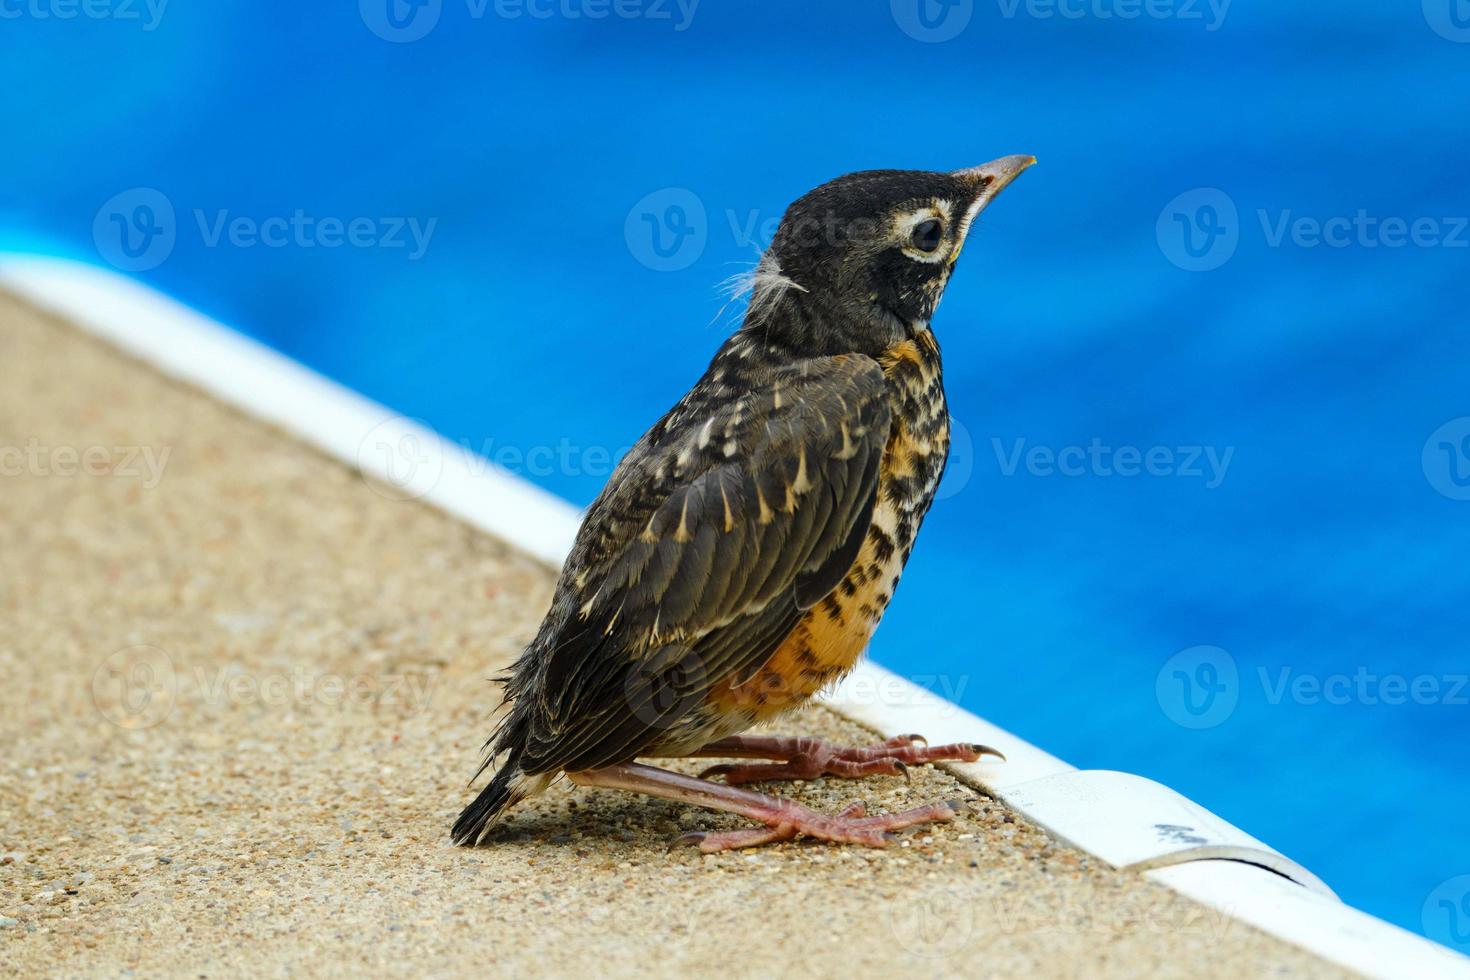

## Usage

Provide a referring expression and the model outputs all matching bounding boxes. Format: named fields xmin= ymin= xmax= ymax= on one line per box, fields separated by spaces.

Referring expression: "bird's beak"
xmin=954 ymin=154 xmax=1037 ymax=213
xmin=947 ymin=154 xmax=1036 ymax=264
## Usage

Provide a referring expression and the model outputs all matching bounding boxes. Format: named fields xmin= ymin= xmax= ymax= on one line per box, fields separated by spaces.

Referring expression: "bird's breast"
xmin=706 ymin=330 xmax=949 ymax=722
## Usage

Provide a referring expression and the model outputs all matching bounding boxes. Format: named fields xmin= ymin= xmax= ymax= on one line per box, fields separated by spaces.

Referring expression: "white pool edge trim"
xmin=3 ymin=255 xmax=1464 ymax=980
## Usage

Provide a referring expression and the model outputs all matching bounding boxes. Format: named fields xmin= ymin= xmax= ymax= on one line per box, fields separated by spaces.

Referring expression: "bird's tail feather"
xmin=451 ymin=764 xmax=550 ymax=846
xmin=452 ymin=767 xmax=516 ymax=846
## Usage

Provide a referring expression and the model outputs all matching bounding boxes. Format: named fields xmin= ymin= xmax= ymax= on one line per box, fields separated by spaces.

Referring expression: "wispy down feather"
xmin=719 ymin=251 xmax=809 ymax=329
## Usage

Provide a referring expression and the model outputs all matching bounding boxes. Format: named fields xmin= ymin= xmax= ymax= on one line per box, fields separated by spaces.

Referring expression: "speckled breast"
xmin=711 ymin=328 xmax=950 ymax=722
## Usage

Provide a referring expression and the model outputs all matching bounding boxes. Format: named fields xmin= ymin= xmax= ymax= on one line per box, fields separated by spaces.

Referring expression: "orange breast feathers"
xmin=707 ymin=334 xmax=942 ymax=722
xmin=707 ymin=494 xmax=905 ymax=722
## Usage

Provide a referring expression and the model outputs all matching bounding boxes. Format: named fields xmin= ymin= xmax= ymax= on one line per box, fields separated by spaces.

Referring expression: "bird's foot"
xmin=673 ymin=800 xmax=960 ymax=853
xmin=692 ymin=734 xmax=1003 ymax=785
xmin=566 ymin=762 xmax=961 ymax=853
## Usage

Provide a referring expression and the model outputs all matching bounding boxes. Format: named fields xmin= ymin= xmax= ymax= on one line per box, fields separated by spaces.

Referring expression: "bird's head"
xmin=743 ymin=155 xmax=1035 ymax=355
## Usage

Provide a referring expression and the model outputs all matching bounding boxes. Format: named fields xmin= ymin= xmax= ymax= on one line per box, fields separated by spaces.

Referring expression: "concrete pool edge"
xmin=2 ymin=255 xmax=1464 ymax=980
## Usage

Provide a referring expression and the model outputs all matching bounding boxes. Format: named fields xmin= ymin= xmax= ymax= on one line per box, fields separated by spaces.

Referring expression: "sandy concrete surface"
xmin=0 ymin=291 xmax=1350 ymax=978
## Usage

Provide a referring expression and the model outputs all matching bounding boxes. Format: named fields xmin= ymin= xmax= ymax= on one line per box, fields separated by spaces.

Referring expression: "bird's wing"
xmin=520 ymin=354 xmax=892 ymax=774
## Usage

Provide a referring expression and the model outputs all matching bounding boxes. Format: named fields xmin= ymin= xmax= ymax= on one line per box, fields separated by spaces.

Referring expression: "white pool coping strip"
xmin=3 ymin=254 xmax=1465 ymax=980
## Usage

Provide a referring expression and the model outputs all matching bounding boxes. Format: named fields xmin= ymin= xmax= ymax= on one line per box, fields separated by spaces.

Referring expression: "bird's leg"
xmin=565 ymin=762 xmax=957 ymax=853
xmin=690 ymin=734 xmax=1003 ymax=785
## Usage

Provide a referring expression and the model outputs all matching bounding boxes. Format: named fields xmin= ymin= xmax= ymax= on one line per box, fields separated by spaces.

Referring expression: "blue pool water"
xmin=3 ymin=0 xmax=1468 ymax=945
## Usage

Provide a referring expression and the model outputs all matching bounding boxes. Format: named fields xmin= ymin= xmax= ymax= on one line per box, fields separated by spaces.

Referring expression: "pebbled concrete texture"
xmin=0 ymin=291 xmax=1349 ymax=979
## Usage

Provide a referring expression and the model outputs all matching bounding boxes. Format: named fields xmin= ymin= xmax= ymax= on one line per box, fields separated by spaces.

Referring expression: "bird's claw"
xmin=970 ymin=744 xmax=1006 ymax=762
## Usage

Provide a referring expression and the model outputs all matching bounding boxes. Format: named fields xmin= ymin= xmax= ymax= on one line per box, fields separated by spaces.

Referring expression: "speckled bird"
xmin=453 ymin=156 xmax=1035 ymax=852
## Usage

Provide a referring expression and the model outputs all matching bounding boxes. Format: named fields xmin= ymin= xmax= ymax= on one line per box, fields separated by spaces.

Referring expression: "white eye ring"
xmin=896 ymin=204 xmax=953 ymax=263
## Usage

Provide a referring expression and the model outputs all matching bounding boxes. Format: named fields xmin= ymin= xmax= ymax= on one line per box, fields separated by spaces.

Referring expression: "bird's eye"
xmin=910 ymin=218 xmax=943 ymax=253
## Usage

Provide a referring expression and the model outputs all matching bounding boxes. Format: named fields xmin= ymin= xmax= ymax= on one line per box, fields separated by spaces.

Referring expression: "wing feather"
xmin=517 ymin=355 xmax=891 ymax=775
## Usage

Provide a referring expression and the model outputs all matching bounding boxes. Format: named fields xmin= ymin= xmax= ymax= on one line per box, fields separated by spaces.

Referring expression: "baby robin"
xmin=453 ymin=156 xmax=1035 ymax=852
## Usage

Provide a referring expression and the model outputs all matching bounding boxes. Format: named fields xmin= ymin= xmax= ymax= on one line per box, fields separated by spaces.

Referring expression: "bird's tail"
xmin=451 ymin=766 xmax=516 ymax=845
xmin=451 ymin=762 xmax=552 ymax=846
